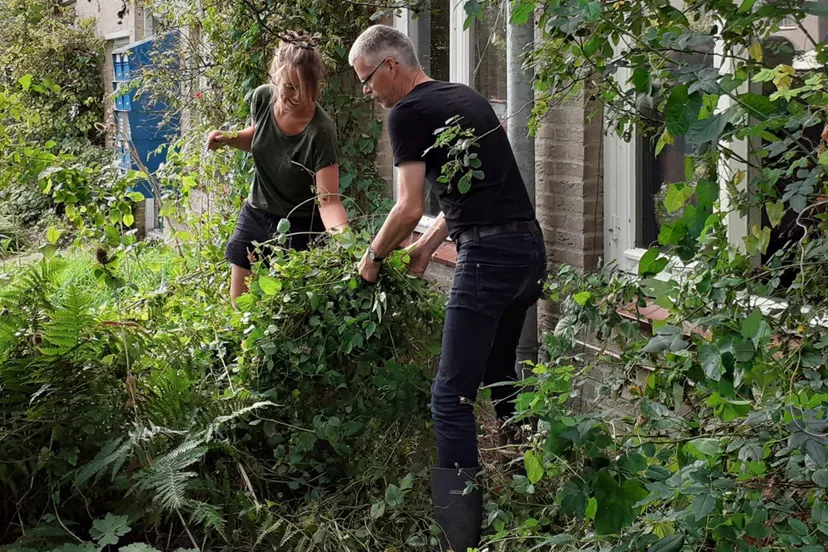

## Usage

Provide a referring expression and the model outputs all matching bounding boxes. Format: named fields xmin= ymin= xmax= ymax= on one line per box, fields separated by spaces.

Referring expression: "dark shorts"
xmin=225 ymin=203 xmax=325 ymax=270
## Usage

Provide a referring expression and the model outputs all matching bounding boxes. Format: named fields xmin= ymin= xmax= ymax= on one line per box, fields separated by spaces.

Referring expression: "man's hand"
xmin=403 ymin=242 xmax=431 ymax=277
xmin=358 ymin=249 xmax=382 ymax=283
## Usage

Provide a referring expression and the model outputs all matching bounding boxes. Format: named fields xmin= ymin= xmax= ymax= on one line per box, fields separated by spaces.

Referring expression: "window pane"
xmin=472 ymin=0 xmax=508 ymax=120
xmin=415 ymin=0 xmax=450 ymax=218
xmin=636 ymin=49 xmax=713 ymax=249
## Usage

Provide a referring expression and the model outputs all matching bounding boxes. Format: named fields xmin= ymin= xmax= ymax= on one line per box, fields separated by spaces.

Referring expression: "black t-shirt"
xmin=387 ymin=80 xmax=535 ymax=237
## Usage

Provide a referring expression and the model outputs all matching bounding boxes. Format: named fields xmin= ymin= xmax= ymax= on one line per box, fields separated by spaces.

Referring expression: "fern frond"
xmin=41 ymin=283 xmax=95 ymax=356
xmin=185 ymin=500 xmax=226 ymax=538
xmin=255 ymin=516 xmax=285 ymax=547
xmin=74 ymin=437 xmax=131 ymax=488
xmin=136 ymin=440 xmax=207 ymax=511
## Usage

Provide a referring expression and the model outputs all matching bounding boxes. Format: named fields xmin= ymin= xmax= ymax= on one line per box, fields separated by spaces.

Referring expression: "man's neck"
xmin=403 ymin=69 xmax=432 ymax=97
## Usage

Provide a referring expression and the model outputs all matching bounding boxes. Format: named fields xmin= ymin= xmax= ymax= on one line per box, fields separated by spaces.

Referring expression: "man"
xmin=349 ymin=25 xmax=546 ymax=551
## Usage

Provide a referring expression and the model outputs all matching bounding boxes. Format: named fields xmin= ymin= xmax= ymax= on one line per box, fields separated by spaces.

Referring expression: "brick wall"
xmin=535 ymin=89 xmax=604 ymax=332
xmin=374 ymin=106 xmax=395 ymax=193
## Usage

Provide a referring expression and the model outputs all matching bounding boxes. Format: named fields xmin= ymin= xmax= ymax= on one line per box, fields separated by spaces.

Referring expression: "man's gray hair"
xmin=348 ymin=24 xmax=420 ymax=69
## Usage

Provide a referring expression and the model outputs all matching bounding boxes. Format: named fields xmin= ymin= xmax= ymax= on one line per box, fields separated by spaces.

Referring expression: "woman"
xmin=207 ymin=35 xmax=348 ymax=306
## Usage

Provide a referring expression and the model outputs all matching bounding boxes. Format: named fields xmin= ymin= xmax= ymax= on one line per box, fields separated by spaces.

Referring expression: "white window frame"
xmin=603 ymin=37 xmax=753 ymax=277
xmin=392 ymin=2 xmax=475 ymax=233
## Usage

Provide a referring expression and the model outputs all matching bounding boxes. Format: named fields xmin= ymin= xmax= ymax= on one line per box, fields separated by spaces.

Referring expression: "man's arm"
xmin=358 ymin=161 xmax=426 ymax=282
xmin=370 ymin=161 xmax=426 ymax=256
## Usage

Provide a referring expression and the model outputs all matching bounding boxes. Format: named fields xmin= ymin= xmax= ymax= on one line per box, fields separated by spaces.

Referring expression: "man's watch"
xmin=367 ymin=246 xmax=385 ymax=263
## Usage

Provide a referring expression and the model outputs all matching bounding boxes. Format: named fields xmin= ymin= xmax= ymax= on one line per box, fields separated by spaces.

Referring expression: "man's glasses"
xmin=360 ymin=59 xmax=387 ymax=86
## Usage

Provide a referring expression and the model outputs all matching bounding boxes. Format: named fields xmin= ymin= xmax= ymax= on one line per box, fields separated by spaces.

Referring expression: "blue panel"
xmin=113 ymin=32 xmax=181 ymax=198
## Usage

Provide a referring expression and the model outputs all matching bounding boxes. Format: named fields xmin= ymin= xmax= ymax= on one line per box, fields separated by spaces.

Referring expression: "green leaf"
xmin=742 ymin=308 xmax=763 ymax=339
xmin=123 ymin=213 xmax=135 ymax=227
xmin=385 ymin=484 xmax=404 ymax=507
xmin=649 ymin=534 xmax=685 ymax=552
xmin=581 ymin=0 xmax=601 ymax=21
xmin=814 ymin=500 xmax=828 ymax=523
xmin=370 ymin=500 xmax=385 ymax=519
xmin=510 ymin=0 xmax=536 ymax=24
xmin=91 ymin=513 xmax=131 ymax=547
xmin=583 ymin=35 xmax=601 ymax=58
xmin=664 ymin=183 xmax=695 ymax=214
xmin=638 ymin=247 xmax=668 ymax=277
xmin=739 ymin=93 xmax=777 ymax=117
xmin=585 ymin=497 xmax=598 ymax=521
xmin=701 ymin=342 xmax=722 ymax=381
xmin=277 ymin=218 xmax=291 ymax=234
xmin=733 ymin=339 xmax=755 ymax=362
xmin=788 ymin=518 xmax=809 ymax=537
xmin=46 ymin=226 xmax=63 ymax=244
xmin=686 ymin=438 xmax=721 ymax=457
xmin=748 ymin=42 xmax=763 ymax=62
xmin=524 ymin=450 xmax=544 ymax=484
xmin=573 ymin=291 xmax=592 ymax=306
xmin=120 ymin=545 xmax=160 ymax=552
xmin=258 ymin=275 xmax=282 ymax=295
xmin=814 ymin=469 xmax=828 ymax=488
xmin=738 ymin=0 xmax=758 ymax=12
xmin=692 ymin=493 xmax=716 ymax=521
xmin=803 ymin=1 xmax=828 ymax=15
xmin=620 ymin=453 xmax=647 ymax=474
xmin=126 ymin=191 xmax=145 ymax=202
xmin=766 ymin=200 xmax=784 ymax=228
xmin=665 ymin=85 xmax=703 ymax=137
xmin=39 ymin=243 xmax=58 ymax=259
xmin=19 ymin=74 xmax=33 ymax=91
xmin=458 ymin=173 xmax=472 ymax=194
xmin=687 ymin=112 xmax=729 ymax=145
xmin=658 ymin=221 xmax=688 ymax=246
xmin=631 ymin=68 xmax=651 ymax=93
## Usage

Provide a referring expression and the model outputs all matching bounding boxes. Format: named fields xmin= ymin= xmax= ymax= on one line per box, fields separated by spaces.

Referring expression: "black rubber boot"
xmin=430 ymin=466 xmax=483 ymax=552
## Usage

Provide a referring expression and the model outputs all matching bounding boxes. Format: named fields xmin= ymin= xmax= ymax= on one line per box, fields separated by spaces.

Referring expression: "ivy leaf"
xmin=573 ymin=291 xmax=592 ymax=306
xmin=642 ymin=325 xmax=688 ymax=353
xmin=692 ymin=493 xmax=716 ymax=521
xmin=665 ymin=85 xmax=702 ymax=137
xmin=766 ymin=201 xmax=784 ymax=228
xmin=524 ymin=450 xmax=544 ymax=484
xmin=638 ymin=247 xmax=669 ymax=277
xmin=686 ymin=438 xmax=721 ymax=457
xmin=742 ymin=308 xmax=764 ymax=340
xmin=385 ymin=484 xmax=404 ymax=507
xmin=258 ymin=275 xmax=282 ymax=295
xmin=559 ymin=479 xmax=588 ymax=517
xmin=370 ymin=500 xmax=385 ymax=519
xmin=700 ymin=342 xmax=722 ymax=381
xmin=664 ymin=183 xmax=695 ymax=214
xmin=91 ymin=513 xmax=131 ymax=547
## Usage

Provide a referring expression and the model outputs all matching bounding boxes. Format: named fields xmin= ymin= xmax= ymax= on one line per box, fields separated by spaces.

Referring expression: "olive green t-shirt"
xmin=247 ymin=84 xmax=338 ymax=218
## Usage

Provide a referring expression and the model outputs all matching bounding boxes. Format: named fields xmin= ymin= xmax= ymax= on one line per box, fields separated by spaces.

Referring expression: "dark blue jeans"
xmin=432 ymin=226 xmax=547 ymax=469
